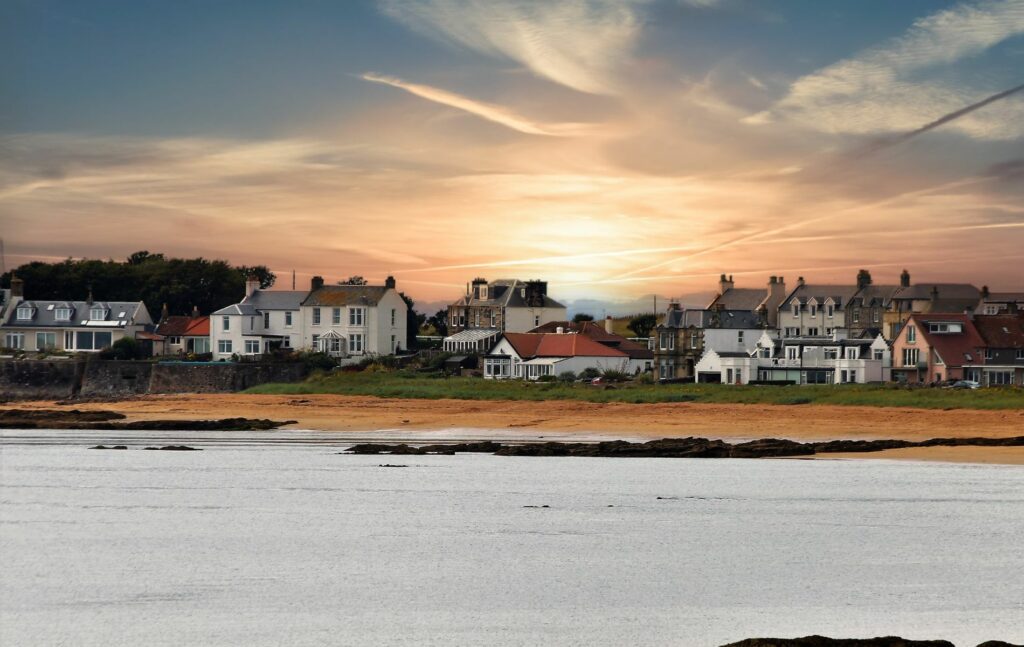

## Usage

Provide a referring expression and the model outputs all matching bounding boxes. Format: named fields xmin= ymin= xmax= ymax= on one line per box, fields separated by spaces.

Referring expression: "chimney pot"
xmin=604 ymin=316 xmax=614 ymax=334
xmin=10 ymin=275 xmax=24 ymax=298
xmin=311 ymin=276 xmax=324 ymax=291
xmin=385 ymin=275 xmax=396 ymax=289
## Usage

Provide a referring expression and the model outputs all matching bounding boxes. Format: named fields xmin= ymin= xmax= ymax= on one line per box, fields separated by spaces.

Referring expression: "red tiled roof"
xmin=910 ymin=313 xmax=985 ymax=366
xmin=972 ymin=313 xmax=1024 ymax=349
xmin=529 ymin=321 xmax=653 ymax=359
xmin=502 ymin=332 xmax=628 ymax=359
xmin=155 ymin=316 xmax=210 ymax=337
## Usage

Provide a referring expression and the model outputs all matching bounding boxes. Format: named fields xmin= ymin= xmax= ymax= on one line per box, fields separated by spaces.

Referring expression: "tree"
xmin=237 ymin=265 xmax=276 ymax=289
xmin=572 ymin=313 xmax=594 ymax=323
xmin=339 ymin=275 xmax=368 ymax=285
xmin=427 ymin=310 xmax=449 ymax=337
xmin=856 ymin=268 xmax=873 ymax=288
xmin=627 ymin=313 xmax=657 ymax=338
xmin=398 ymin=292 xmax=420 ymax=351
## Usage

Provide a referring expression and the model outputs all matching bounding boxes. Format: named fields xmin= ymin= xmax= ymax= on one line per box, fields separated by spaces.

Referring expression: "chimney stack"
xmin=797 ymin=276 xmax=805 ymax=287
xmin=930 ymin=286 xmax=939 ymax=301
xmin=981 ymin=285 xmax=990 ymax=299
xmin=385 ymin=275 xmax=396 ymax=290
xmin=311 ymin=275 xmax=324 ymax=291
xmin=10 ymin=275 xmax=23 ymax=298
xmin=191 ymin=305 xmax=200 ymax=318
xmin=86 ymin=286 xmax=94 ymax=305
xmin=718 ymin=273 xmax=734 ymax=295
xmin=245 ymin=273 xmax=260 ymax=298
xmin=160 ymin=303 xmax=169 ymax=324
xmin=900 ymin=269 xmax=911 ymax=288
xmin=604 ymin=315 xmax=614 ymax=334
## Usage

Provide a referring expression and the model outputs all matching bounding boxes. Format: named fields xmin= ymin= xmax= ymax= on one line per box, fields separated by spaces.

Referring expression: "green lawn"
xmin=246 ymin=371 xmax=1024 ymax=410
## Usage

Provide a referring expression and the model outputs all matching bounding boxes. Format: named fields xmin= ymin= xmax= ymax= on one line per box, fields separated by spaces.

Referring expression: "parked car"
xmin=948 ymin=380 xmax=980 ymax=390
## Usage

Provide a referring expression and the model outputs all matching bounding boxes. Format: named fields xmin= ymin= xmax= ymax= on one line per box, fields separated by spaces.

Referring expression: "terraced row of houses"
xmin=652 ymin=271 xmax=1024 ymax=387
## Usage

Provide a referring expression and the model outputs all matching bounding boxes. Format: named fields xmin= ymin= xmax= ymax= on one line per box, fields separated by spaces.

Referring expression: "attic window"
xmin=55 ymin=307 xmax=72 ymax=321
xmin=480 ymin=285 xmax=488 ymax=300
xmin=928 ymin=322 xmax=962 ymax=334
xmin=791 ymin=303 xmax=799 ymax=317
xmin=16 ymin=306 xmax=33 ymax=320
xmin=89 ymin=307 xmax=106 ymax=320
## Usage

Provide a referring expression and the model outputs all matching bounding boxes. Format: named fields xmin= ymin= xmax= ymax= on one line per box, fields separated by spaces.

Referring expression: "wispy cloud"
xmin=378 ymin=0 xmax=643 ymax=95
xmin=361 ymin=72 xmax=568 ymax=135
xmin=746 ymin=0 xmax=1024 ymax=140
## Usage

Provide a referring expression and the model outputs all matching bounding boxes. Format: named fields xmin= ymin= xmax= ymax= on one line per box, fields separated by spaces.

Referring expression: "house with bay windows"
xmin=0 ymin=277 xmax=152 ymax=353
xmin=300 ymin=276 xmax=407 ymax=358
xmin=779 ymin=278 xmax=859 ymax=339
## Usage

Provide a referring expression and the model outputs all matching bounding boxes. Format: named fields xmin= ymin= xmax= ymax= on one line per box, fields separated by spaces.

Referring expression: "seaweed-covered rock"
xmin=720 ymin=636 xmax=955 ymax=647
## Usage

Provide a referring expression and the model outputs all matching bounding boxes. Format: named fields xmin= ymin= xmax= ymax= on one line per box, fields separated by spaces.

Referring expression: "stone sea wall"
xmin=0 ymin=359 xmax=308 ymax=399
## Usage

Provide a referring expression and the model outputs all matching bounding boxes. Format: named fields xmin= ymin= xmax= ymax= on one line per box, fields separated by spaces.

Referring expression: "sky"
xmin=1 ymin=0 xmax=1023 ymax=310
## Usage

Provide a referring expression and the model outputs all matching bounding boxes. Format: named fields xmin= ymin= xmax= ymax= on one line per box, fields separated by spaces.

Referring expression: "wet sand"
xmin=6 ymin=394 xmax=1024 ymax=464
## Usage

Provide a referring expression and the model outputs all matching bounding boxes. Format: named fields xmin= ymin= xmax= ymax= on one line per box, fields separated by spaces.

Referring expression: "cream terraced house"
xmin=300 ymin=276 xmax=408 ymax=357
xmin=210 ymin=276 xmax=306 ymax=358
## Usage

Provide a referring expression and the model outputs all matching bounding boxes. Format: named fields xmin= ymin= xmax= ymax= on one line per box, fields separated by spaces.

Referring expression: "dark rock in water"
xmin=0 ymin=409 xmax=293 ymax=432
xmin=523 ymin=505 xmax=550 ymax=508
xmin=720 ymin=637 xmax=955 ymax=647
xmin=143 ymin=445 xmax=201 ymax=451
xmin=378 ymin=464 xmax=408 ymax=468
xmin=344 ymin=435 xmax=1024 ymax=459
xmin=1 ymin=408 xmax=127 ymax=429
xmin=976 ymin=642 xmax=1024 ymax=647
xmin=347 ymin=441 xmax=503 ymax=455
xmin=89 ymin=445 xmax=128 ymax=450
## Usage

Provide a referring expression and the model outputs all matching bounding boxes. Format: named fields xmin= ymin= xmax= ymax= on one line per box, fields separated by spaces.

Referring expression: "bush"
xmin=601 ymin=369 xmax=631 ymax=382
xmin=579 ymin=367 xmax=601 ymax=381
xmin=557 ymin=371 xmax=577 ymax=383
xmin=294 ymin=350 xmax=336 ymax=372
xmin=101 ymin=336 xmax=140 ymax=360
xmin=634 ymin=372 xmax=654 ymax=384
xmin=537 ymin=374 xmax=557 ymax=382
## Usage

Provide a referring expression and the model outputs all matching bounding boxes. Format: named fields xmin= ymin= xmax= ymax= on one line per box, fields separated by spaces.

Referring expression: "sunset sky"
xmin=2 ymin=0 xmax=1023 ymax=308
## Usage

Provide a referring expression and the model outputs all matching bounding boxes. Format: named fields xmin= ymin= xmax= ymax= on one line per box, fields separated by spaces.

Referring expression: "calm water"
xmin=1 ymin=435 xmax=1023 ymax=646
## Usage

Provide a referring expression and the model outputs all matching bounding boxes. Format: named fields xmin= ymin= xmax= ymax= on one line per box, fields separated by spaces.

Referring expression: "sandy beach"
xmin=7 ymin=394 xmax=1024 ymax=464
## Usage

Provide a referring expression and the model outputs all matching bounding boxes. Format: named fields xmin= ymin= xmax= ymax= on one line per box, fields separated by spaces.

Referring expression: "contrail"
xmin=851 ymin=82 xmax=1024 ymax=159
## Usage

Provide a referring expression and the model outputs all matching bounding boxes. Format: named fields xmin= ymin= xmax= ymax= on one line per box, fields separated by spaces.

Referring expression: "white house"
xmin=300 ymin=276 xmax=407 ymax=357
xmin=779 ymin=279 xmax=860 ymax=338
xmin=210 ymin=276 xmax=306 ymax=358
xmin=0 ymin=278 xmax=152 ymax=353
xmin=699 ymin=330 xmax=891 ymax=385
xmin=483 ymin=332 xmax=638 ymax=380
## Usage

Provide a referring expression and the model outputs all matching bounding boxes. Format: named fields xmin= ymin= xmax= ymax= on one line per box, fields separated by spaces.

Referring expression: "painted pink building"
xmin=890 ymin=313 xmax=985 ymax=383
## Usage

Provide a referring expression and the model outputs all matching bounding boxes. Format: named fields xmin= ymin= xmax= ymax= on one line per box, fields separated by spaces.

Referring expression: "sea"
xmin=2 ymin=429 xmax=1022 ymax=646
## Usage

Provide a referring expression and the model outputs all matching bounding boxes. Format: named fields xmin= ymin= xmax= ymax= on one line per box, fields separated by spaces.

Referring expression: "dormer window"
xmin=809 ymin=303 xmax=818 ymax=317
xmin=89 ymin=307 xmax=106 ymax=320
xmin=791 ymin=303 xmax=800 ymax=318
xmin=826 ymin=304 xmax=834 ymax=318
xmin=480 ymin=285 xmax=488 ymax=300
xmin=54 ymin=307 xmax=72 ymax=321
xmin=16 ymin=306 xmax=33 ymax=320
xmin=844 ymin=347 xmax=859 ymax=360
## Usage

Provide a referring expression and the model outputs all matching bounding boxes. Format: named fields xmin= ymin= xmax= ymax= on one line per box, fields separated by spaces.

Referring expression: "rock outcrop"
xmin=0 ymin=408 xmax=294 ymax=431
xmin=344 ymin=435 xmax=1024 ymax=458
xmin=720 ymin=637 xmax=954 ymax=647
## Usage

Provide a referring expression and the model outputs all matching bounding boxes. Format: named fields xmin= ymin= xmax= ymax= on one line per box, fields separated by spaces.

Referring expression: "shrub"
xmin=579 ymin=367 xmax=601 ymax=381
xmin=634 ymin=372 xmax=654 ymax=384
xmin=601 ymin=369 xmax=630 ymax=382
xmin=557 ymin=370 xmax=577 ymax=383
xmin=101 ymin=336 xmax=140 ymax=360
xmin=537 ymin=374 xmax=557 ymax=382
xmin=295 ymin=350 xmax=336 ymax=372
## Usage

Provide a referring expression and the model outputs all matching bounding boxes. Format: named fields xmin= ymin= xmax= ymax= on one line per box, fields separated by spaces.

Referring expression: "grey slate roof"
xmin=709 ymin=288 xmax=766 ymax=311
xmin=893 ymin=283 xmax=980 ymax=301
xmin=450 ymin=279 xmax=566 ymax=309
xmin=786 ymin=284 xmax=859 ymax=308
xmin=849 ymin=285 xmax=900 ymax=308
xmin=213 ymin=290 xmax=307 ymax=316
xmin=2 ymin=300 xmax=145 ymax=328
xmin=662 ymin=308 xmax=763 ymax=330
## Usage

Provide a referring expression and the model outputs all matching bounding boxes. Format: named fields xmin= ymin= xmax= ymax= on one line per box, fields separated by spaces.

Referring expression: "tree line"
xmin=0 ymin=251 xmax=274 ymax=319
